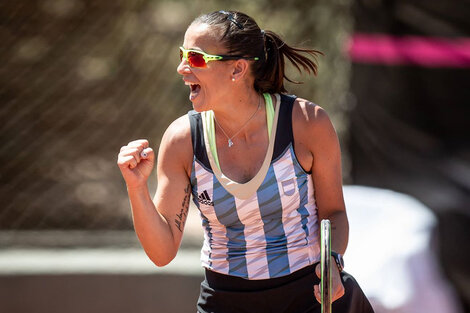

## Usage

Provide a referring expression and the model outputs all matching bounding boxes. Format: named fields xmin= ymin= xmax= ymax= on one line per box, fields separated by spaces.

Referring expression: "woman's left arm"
xmin=309 ymin=107 xmax=348 ymax=254
xmin=293 ymin=99 xmax=347 ymax=302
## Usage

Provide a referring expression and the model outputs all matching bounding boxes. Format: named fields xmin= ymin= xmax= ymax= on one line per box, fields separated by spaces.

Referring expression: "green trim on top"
xmin=203 ymin=109 xmax=219 ymax=170
xmin=264 ymin=93 xmax=274 ymax=136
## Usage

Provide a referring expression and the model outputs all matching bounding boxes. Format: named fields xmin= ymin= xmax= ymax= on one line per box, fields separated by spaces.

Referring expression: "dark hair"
xmin=192 ymin=10 xmax=322 ymax=94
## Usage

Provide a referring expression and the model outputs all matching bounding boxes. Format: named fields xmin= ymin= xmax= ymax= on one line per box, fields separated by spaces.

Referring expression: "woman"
xmin=118 ymin=10 xmax=374 ymax=313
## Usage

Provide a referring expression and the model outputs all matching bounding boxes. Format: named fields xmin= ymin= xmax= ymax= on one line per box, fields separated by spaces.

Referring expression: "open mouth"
xmin=186 ymin=82 xmax=201 ymax=100
xmin=190 ymin=84 xmax=200 ymax=92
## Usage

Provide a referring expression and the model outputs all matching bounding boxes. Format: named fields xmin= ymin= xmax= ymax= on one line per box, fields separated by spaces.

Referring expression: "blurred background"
xmin=0 ymin=0 xmax=468 ymax=312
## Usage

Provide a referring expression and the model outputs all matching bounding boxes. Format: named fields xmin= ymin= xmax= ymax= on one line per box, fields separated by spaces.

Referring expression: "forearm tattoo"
xmin=174 ymin=184 xmax=191 ymax=232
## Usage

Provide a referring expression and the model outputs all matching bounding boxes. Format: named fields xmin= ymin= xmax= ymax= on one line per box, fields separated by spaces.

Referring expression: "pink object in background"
xmin=347 ymin=34 xmax=470 ymax=68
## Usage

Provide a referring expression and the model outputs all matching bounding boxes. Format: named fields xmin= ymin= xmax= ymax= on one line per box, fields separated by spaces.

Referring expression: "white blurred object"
xmin=343 ymin=185 xmax=462 ymax=313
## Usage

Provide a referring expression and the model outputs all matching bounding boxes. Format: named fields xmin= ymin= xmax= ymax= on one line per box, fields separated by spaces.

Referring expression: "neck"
xmin=212 ymin=89 xmax=264 ymax=135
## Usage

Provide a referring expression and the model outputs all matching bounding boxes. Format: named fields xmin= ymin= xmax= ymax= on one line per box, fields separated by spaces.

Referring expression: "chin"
xmin=192 ymin=106 xmax=206 ymax=113
xmin=190 ymin=99 xmax=207 ymax=113
xmin=190 ymin=95 xmax=210 ymax=112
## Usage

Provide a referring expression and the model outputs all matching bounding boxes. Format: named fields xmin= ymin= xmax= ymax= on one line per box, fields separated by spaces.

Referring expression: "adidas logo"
xmin=197 ymin=190 xmax=214 ymax=206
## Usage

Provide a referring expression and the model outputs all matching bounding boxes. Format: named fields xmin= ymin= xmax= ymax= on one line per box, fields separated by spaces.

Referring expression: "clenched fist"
xmin=117 ymin=139 xmax=155 ymax=189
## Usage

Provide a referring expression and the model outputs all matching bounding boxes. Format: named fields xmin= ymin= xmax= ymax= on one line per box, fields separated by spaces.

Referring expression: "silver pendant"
xmin=228 ymin=139 xmax=234 ymax=147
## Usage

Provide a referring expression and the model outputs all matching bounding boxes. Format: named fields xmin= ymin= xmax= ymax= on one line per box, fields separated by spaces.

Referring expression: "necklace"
xmin=214 ymin=95 xmax=262 ymax=148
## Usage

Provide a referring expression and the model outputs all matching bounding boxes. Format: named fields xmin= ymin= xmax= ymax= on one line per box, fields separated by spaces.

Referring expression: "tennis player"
xmin=118 ymin=10 xmax=374 ymax=313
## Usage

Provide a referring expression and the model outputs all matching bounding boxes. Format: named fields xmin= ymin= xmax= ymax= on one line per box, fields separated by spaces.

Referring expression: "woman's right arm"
xmin=117 ymin=115 xmax=193 ymax=267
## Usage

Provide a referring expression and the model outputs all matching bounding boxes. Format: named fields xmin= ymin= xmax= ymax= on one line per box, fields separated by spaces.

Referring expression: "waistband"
xmin=204 ymin=263 xmax=319 ymax=292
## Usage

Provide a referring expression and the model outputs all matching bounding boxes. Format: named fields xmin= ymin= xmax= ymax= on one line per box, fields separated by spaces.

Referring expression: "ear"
xmin=231 ymin=59 xmax=250 ymax=81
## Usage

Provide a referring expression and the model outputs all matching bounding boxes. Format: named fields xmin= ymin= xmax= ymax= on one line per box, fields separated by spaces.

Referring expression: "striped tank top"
xmin=188 ymin=93 xmax=320 ymax=280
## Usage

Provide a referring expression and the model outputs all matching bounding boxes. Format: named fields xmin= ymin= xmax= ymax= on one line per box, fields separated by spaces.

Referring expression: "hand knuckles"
xmin=125 ymin=139 xmax=149 ymax=147
xmin=120 ymin=155 xmax=135 ymax=163
xmin=127 ymin=143 xmax=139 ymax=149
xmin=129 ymin=140 xmax=147 ymax=147
xmin=120 ymin=147 xmax=137 ymax=155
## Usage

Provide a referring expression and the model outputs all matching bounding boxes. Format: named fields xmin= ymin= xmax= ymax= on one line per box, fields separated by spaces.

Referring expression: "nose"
xmin=177 ymin=58 xmax=191 ymax=75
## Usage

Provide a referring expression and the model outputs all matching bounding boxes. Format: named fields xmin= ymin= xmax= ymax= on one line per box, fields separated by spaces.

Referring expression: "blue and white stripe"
xmin=191 ymin=144 xmax=319 ymax=279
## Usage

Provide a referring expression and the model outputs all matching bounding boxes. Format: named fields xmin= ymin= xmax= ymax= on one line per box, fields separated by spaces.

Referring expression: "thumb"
xmin=140 ymin=147 xmax=155 ymax=161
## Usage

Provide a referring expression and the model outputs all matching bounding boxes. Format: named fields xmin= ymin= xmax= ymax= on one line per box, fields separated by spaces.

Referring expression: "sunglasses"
xmin=179 ymin=46 xmax=259 ymax=68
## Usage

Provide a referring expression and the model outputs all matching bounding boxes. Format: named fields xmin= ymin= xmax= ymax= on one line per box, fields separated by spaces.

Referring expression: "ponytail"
xmin=254 ymin=30 xmax=323 ymax=94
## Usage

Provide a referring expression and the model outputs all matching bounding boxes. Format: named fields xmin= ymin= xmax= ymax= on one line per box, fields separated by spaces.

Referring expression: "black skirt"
xmin=197 ymin=264 xmax=374 ymax=313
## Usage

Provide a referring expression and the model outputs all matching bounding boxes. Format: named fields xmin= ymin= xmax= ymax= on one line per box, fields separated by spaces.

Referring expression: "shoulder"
xmin=290 ymin=97 xmax=341 ymax=171
xmin=292 ymin=97 xmax=332 ymax=131
xmin=162 ymin=114 xmax=192 ymax=144
xmin=159 ymin=114 xmax=193 ymax=174
xmin=291 ymin=97 xmax=339 ymax=155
